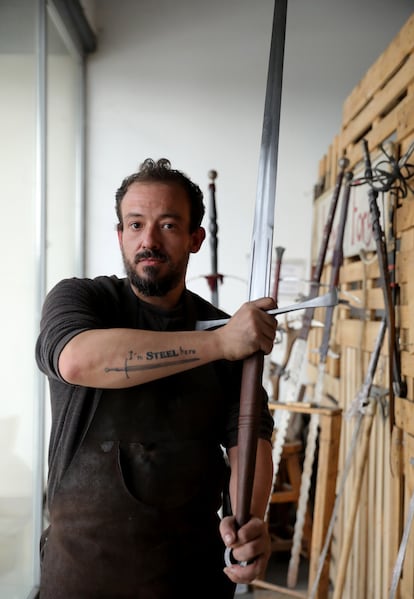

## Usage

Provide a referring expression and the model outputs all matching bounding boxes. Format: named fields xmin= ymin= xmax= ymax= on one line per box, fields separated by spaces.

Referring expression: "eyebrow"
xmin=124 ymin=212 xmax=184 ymax=221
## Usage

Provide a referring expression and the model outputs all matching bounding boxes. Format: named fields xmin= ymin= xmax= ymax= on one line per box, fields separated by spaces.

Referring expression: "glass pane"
xmin=0 ymin=1 xmax=38 ymax=597
xmin=46 ymin=11 xmax=80 ymax=290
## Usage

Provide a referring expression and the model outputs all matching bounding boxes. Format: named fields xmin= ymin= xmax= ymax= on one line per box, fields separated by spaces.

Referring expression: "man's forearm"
xmin=56 ymin=297 xmax=278 ymax=390
xmin=58 ymin=328 xmax=224 ymax=389
xmin=228 ymin=439 xmax=273 ymax=520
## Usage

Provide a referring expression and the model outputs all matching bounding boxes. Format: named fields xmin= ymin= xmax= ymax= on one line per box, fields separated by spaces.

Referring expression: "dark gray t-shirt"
xmin=36 ymin=275 xmax=273 ymax=509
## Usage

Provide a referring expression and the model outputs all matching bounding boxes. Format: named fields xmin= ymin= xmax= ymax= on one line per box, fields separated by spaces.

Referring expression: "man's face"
xmin=117 ymin=182 xmax=205 ymax=301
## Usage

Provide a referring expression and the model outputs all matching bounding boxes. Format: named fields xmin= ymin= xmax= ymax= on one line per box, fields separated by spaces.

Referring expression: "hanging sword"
xmin=228 ymin=0 xmax=288 ymax=550
xmin=206 ymin=169 xmax=222 ymax=307
xmin=271 ymin=246 xmax=285 ymax=301
xmin=287 ymin=169 xmax=354 ymax=588
xmin=266 ymin=156 xmax=349 ymax=520
xmin=308 ymin=318 xmax=387 ymax=599
xmin=362 ymin=139 xmax=407 ymax=430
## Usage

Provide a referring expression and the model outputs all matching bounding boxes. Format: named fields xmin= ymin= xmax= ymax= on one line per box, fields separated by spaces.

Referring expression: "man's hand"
xmin=219 ymin=515 xmax=271 ymax=584
xmin=214 ymin=297 xmax=277 ymax=362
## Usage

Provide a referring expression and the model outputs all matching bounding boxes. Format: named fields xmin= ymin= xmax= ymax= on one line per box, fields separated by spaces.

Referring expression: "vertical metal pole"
xmin=33 ymin=0 xmax=47 ymax=589
xmin=75 ymin=56 xmax=86 ymax=277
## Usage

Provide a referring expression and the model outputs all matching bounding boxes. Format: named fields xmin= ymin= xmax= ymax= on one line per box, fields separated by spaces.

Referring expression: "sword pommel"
xmin=208 ymin=169 xmax=218 ymax=183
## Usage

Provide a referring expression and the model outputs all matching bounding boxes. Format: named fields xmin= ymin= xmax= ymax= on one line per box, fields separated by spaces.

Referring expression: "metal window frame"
xmin=31 ymin=1 xmax=95 ymax=596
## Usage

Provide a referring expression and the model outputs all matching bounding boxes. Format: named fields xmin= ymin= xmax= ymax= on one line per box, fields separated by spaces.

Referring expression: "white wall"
xmin=86 ymin=0 xmax=413 ymax=315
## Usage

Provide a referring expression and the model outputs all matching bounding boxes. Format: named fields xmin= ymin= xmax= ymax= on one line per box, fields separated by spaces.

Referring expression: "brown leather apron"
xmin=40 ymin=371 xmax=236 ymax=598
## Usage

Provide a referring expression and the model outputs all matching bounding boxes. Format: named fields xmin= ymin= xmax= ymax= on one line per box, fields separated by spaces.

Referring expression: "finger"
xmin=252 ymin=296 xmax=276 ymax=311
xmin=224 ymin=557 xmax=265 ymax=585
xmin=236 ymin=517 xmax=266 ymax=543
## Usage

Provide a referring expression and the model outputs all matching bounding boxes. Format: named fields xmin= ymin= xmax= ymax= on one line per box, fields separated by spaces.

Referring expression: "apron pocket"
xmin=117 ymin=440 xmax=209 ymax=509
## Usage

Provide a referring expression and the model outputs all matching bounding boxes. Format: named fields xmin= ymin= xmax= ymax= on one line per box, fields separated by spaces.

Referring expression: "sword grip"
xmin=236 ymin=352 xmax=264 ymax=527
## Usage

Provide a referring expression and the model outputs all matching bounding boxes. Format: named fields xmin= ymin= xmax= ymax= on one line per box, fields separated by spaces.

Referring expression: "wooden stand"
xmin=255 ymin=402 xmax=342 ymax=598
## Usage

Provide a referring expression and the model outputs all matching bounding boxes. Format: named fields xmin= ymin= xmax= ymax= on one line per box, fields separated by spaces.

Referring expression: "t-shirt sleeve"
xmin=35 ymin=278 xmax=107 ymax=382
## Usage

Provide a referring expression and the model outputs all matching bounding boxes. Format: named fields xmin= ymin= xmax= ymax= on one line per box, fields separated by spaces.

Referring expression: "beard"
xmin=122 ymin=248 xmax=188 ymax=297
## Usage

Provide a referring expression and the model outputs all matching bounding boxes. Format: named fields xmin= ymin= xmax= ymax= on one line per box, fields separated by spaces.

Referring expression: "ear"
xmin=190 ymin=227 xmax=206 ymax=254
xmin=117 ymin=225 xmax=123 ymax=248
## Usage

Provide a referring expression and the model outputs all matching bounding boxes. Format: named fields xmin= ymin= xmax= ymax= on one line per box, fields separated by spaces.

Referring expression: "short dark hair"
xmin=115 ymin=158 xmax=205 ymax=233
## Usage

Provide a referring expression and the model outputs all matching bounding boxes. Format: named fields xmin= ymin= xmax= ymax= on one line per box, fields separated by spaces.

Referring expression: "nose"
xmin=141 ymin=223 xmax=161 ymax=249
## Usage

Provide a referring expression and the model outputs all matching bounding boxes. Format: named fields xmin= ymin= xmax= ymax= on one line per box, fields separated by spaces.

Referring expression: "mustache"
xmin=134 ymin=249 xmax=168 ymax=264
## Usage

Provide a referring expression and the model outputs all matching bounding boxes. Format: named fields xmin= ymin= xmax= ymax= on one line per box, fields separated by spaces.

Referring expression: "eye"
xmin=161 ymin=222 xmax=175 ymax=230
xmin=129 ymin=222 xmax=142 ymax=230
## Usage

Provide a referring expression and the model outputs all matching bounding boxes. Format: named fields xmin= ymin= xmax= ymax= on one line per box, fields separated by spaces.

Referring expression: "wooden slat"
xmin=397 ymin=200 xmax=414 ymax=234
xmin=340 ymin=94 xmax=412 ymax=167
xmin=342 ymin=12 xmax=414 ymax=126
xmin=401 ymin=434 xmax=414 ymax=597
xmin=338 ymin=319 xmax=389 ymax=353
xmin=306 ymin=362 xmax=340 ymax=400
xmin=340 ymin=257 xmax=379 ymax=283
xmin=397 ymin=88 xmax=414 ymax=140
xmin=399 ymin=227 xmax=414 ymax=252
xmin=395 ymin=397 xmax=414 ymax=436
xmin=308 ymin=409 xmax=342 ymax=599
xmin=401 ymin=348 xmax=414 ymax=380
xmin=341 ymin=52 xmax=414 ymax=149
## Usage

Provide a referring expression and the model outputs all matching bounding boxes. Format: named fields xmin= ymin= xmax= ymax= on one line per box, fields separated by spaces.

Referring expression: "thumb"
xmin=219 ymin=515 xmax=238 ymax=547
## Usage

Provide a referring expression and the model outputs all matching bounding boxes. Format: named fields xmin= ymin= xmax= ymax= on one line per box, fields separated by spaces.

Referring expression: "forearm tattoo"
xmin=104 ymin=346 xmax=199 ymax=379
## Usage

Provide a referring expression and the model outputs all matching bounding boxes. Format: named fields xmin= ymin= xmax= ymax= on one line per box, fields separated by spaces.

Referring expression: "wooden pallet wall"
xmin=309 ymin=12 xmax=414 ymax=599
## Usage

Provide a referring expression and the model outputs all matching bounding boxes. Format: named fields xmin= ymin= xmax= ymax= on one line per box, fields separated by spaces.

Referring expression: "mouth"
xmin=135 ymin=251 xmax=167 ymax=266
xmin=139 ymin=259 xmax=164 ymax=270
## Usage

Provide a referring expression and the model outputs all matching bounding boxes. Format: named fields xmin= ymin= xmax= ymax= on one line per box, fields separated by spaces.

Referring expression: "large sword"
xmin=233 ymin=0 xmax=288 ymax=534
xmin=266 ymin=157 xmax=348 ymax=512
xmin=206 ymin=169 xmax=222 ymax=307
xmin=287 ymin=170 xmax=353 ymax=588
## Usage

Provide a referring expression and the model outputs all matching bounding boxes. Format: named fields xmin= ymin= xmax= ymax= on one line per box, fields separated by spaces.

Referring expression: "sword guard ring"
xmin=224 ymin=546 xmax=248 ymax=568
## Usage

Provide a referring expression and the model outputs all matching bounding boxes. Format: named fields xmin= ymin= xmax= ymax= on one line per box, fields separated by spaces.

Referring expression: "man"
xmin=36 ymin=158 xmax=277 ymax=598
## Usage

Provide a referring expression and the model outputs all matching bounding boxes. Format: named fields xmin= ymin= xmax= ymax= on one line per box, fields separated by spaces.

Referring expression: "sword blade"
xmin=235 ymin=0 xmax=288 ymax=530
xmin=248 ymin=1 xmax=287 ymax=300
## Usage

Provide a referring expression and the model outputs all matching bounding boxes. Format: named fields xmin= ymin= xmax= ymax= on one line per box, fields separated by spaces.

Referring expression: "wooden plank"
xmin=341 ymin=98 xmax=408 ymax=166
xmin=367 ymin=414 xmax=376 ymax=599
xmin=342 ymin=13 xmax=414 ymax=125
xmin=306 ymin=362 xmax=340 ymax=400
xmin=340 ymin=257 xmax=379 ymax=283
xmin=389 ymin=426 xmax=405 ymax=597
xmin=269 ymin=402 xmax=341 ymax=418
xmin=397 ymin=90 xmax=414 ymax=140
xmin=330 ymin=135 xmax=340 ymax=190
xmin=399 ymin=305 xmax=414 ymax=341
xmin=395 ymin=397 xmax=414 ymax=436
xmin=339 ymin=287 xmax=384 ymax=311
xmin=252 ymin=579 xmax=307 ymax=598
xmin=399 ymin=278 xmax=414 ymax=311
xmin=401 ymin=349 xmax=414 ymax=380
xmin=396 ymin=199 xmax=414 ymax=234
xmin=382 ymin=422 xmax=392 ymax=597
xmin=401 ymin=435 xmax=414 ymax=597
xmin=308 ymin=409 xmax=342 ymax=599
xmin=362 ymin=100 xmax=401 ymax=151
xmin=399 ymin=227 xmax=414 ymax=253
xmin=341 ymin=52 xmax=414 ymax=149
xmin=338 ymin=319 xmax=389 ymax=353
